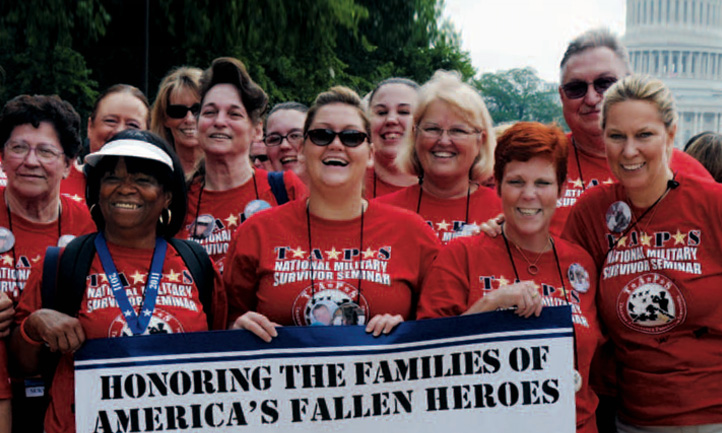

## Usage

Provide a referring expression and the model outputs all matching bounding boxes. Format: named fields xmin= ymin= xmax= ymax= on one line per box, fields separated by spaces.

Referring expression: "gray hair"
xmin=560 ymin=28 xmax=631 ymax=81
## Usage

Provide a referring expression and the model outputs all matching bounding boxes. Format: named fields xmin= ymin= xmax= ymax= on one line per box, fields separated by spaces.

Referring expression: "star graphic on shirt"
xmin=130 ymin=270 xmax=147 ymax=285
xmin=672 ymin=230 xmax=686 ymax=245
xmin=436 ymin=220 xmax=451 ymax=231
xmin=31 ymin=255 xmax=41 ymax=263
xmin=291 ymin=247 xmax=307 ymax=258
xmin=123 ymin=310 xmax=133 ymax=317
xmin=603 ymin=178 xmax=615 ymax=185
xmin=639 ymin=232 xmax=652 ymax=247
xmin=165 ymin=269 xmax=181 ymax=282
xmin=225 ymin=213 xmax=239 ymax=228
xmin=616 ymin=236 xmax=627 ymax=247
xmin=497 ymin=275 xmax=510 ymax=287
xmin=99 ymin=273 xmax=109 ymax=283
xmin=325 ymin=247 xmax=341 ymax=260
xmin=142 ymin=309 xmax=152 ymax=317
xmin=68 ymin=194 xmax=84 ymax=203
xmin=570 ymin=178 xmax=584 ymax=189
xmin=1 ymin=254 xmax=13 ymax=266
xmin=362 ymin=247 xmax=376 ymax=259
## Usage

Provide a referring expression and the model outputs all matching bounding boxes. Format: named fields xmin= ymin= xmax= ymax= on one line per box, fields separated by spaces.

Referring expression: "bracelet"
xmin=19 ymin=317 xmax=43 ymax=346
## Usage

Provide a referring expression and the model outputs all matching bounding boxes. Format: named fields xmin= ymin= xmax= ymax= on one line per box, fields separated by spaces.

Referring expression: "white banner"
xmin=75 ymin=306 xmax=575 ymax=433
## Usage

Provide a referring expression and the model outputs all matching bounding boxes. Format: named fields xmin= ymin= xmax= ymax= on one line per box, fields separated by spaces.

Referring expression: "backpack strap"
xmin=168 ymin=238 xmax=215 ymax=329
xmin=40 ymin=247 xmax=61 ymax=309
xmin=40 ymin=233 xmax=97 ymax=314
xmin=267 ymin=171 xmax=289 ymax=205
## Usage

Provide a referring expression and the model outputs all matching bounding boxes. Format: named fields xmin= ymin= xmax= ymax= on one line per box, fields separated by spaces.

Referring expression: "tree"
xmin=0 ymin=0 xmax=110 ymax=117
xmin=473 ymin=67 xmax=566 ymax=128
xmin=336 ymin=0 xmax=475 ymax=95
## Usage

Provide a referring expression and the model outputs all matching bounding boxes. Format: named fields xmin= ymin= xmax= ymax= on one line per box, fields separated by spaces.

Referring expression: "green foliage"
xmin=474 ymin=67 xmax=566 ymax=129
xmin=0 ymin=0 xmax=110 ymax=119
xmin=0 ymin=0 xmax=475 ymax=123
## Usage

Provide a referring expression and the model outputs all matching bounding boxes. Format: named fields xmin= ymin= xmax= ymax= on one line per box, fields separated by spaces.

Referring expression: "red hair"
xmin=494 ymin=122 xmax=568 ymax=193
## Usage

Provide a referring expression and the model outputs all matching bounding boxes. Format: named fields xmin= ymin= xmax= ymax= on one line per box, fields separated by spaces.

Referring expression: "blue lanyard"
xmin=94 ymin=232 xmax=167 ymax=335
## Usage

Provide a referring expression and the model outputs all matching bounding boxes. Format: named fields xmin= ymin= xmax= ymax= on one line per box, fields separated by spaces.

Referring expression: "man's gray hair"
xmin=559 ymin=28 xmax=631 ymax=80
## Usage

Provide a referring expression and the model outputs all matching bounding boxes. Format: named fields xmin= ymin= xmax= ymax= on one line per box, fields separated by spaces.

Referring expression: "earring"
xmin=89 ymin=204 xmax=97 ymax=215
xmin=159 ymin=208 xmax=172 ymax=225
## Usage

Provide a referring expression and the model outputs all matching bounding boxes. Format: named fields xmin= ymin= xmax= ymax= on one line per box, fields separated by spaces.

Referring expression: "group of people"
xmin=0 ymin=26 xmax=718 ymax=433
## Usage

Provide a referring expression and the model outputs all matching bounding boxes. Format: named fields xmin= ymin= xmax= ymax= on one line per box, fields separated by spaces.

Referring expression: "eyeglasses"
xmin=4 ymin=142 xmax=64 ymax=163
xmin=305 ymin=129 xmax=368 ymax=147
xmin=418 ymin=125 xmax=480 ymax=140
xmin=250 ymin=154 xmax=269 ymax=163
xmin=264 ymin=131 xmax=303 ymax=147
xmin=166 ymin=103 xmax=201 ymax=119
xmin=561 ymin=77 xmax=618 ymax=99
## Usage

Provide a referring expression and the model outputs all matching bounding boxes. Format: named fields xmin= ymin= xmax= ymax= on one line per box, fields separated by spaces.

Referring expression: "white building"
xmin=624 ymin=0 xmax=722 ymax=147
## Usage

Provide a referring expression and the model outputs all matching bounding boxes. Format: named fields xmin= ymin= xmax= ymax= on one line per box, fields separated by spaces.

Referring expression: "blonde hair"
xmin=150 ymin=66 xmax=203 ymax=148
xmin=602 ymin=74 xmax=678 ymax=131
xmin=396 ymin=70 xmax=495 ymax=181
xmin=303 ymin=86 xmax=370 ymax=137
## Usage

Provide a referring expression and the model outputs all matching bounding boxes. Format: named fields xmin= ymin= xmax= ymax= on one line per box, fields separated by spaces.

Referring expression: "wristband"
xmin=19 ymin=317 xmax=43 ymax=346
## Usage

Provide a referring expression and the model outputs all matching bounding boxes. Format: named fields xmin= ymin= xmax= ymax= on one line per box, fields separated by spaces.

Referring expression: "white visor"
xmin=84 ymin=139 xmax=174 ymax=170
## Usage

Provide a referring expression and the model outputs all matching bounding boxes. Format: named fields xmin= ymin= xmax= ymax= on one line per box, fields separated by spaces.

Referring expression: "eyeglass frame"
xmin=263 ymin=130 xmax=304 ymax=147
xmin=560 ymin=76 xmax=618 ymax=100
xmin=166 ymin=103 xmax=201 ymax=119
xmin=3 ymin=141 xmax=66 ymax=163
xmin=415 ymin=124 xmax=481 ymax=140
xmin=304 ymin=129 xmax=369 ymax=148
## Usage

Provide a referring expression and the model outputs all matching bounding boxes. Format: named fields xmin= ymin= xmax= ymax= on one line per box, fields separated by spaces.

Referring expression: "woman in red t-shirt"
xmin=11 ymin=130 xmax=225 ymax=433
xmin=225 ymin=86 xmax=439 ymax=341
xmin=375 ymin=70 xmax=501 ymax=244
xmin=564 ymin=75 xmax=722 ymax=431
xmin=364 ymin=77 xmax=420 ymax=199
xmin=418 ymin=122 xmax=603 ymax=433
xmin=179 ymin=58 xmax=306 ymax=271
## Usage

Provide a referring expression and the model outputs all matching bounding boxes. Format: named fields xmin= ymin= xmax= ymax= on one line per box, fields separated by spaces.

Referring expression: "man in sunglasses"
xmin=552 ymin=28 xmax=712 ymax=235
xmin=249 ymin=138 xmax=273 ymax=171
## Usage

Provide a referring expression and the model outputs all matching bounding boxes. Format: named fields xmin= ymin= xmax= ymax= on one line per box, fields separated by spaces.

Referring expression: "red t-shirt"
xmin=551 ymin=134 xmax=714 ymax=236
xmin=375 ymin=183 xmax=502 ymax=245
xmin=563 ymin=172 xmax=722 ymax=426
xmin=15 ymin=240 xmax=227 ymax=433
xmin=59 ymin=163 xmax=87 ymax=204
xmin=363 ymin=167 xmax=411 ymax=199
xmin=179 ymin=169 xmax=307 ymax=271
xmin=0 ymin=342 xmax=10 ymax=400
xmin=417 ymin=234 xmax=602 ymax=433
xmin=224 ymin=199 xmax=440 ymax=326
xmin=0 ymin=192 xmax=95 ymax=303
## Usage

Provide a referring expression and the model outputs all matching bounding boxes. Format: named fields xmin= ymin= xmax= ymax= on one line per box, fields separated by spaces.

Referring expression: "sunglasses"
xmin=306 ymin=129 xmax=368 ymax=147
xmin=166 ymin=103 xmax=201 ymax=119
xmin=561 ymin=77 xmax=618 ymax=99
xmin=250 ymin=154 xmax=269 ymax=163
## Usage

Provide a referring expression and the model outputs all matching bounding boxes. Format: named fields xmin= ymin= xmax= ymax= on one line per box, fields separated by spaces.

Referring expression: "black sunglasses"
xmin=561 ymin=77 xmax=618 ymax=99
xmin=306 ymin=129 xmax=368 ymax=147
xmin=166 ymin=103 xmax=201 ymax=119
xmin=250 ymin=154 xmax=269 ymax=163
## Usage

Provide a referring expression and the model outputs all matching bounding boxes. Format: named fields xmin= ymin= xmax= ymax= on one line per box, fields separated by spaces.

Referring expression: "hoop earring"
xmin=160 ymin=208 xmax=172 ymax=225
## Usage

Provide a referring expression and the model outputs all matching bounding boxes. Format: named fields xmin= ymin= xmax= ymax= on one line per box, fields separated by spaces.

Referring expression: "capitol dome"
xmin=624 ymin=0 xmax=722 ymax=147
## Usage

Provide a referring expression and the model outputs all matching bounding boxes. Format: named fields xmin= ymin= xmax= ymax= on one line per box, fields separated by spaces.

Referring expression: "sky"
xmin=443 ymin=0 xmax=627 ymax=83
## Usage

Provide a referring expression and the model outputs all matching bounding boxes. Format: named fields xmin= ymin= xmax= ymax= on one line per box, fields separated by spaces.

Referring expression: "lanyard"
xmin=94 ymin=232 xmax=167 ymax=335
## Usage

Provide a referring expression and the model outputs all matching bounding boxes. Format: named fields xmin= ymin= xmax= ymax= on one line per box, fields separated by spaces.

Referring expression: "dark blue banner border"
xmin=76 ymin=306 xmax=572 ymax=363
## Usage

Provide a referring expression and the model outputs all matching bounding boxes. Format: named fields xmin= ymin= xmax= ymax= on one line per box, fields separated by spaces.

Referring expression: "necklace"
xmin=500 ymin=226 xmax=580 ymax=389
xmin=306 ymin=200 xmax=365 ymax=306
xmin=4 ymin=194 xmax=62 ymax=293
xmin=572 ymin=138 xmax=586 ymax=192
xmin=191 ymin=170 xmax=259 ymax=240
xmin=604 ymin=176 xmax=678 ymax=261
xmin=501 ymin=225 xmax=549 ymax=276
xmin=416 ymin=180 xmax=471 ymax=226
